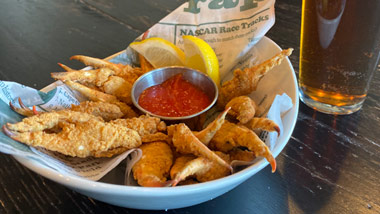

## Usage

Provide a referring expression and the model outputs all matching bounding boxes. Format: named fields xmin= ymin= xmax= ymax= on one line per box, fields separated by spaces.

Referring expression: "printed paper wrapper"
xmin=0 ymin=0 xmax=293 ymax=183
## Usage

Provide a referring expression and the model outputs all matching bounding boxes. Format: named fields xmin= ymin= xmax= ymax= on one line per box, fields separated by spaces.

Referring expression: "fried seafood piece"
xmin=111 ymin=115 xmax=166 ymax=136
xmin=3 ymin=110 xmax=141 ymax=158
xmin=70 ymin=101 xmax=124 ymax=121
xmin=52 ymin=66 xmax=115 ymax=87
xmin=218 ymin=48 xmax=293 ymax=107
xmin=225 ymin=96 xmax=257 ymax=124
xmin=193 ymin=107 xmax=230 ymax=146
xmin=243 ymin=117 xmax=280 ymax=136
xmin=209 ymin=121 xmax=276 ymax=172
xmin=169 ymin=156 xmax=211 ymax=187
xmin=9 ymin=97 xmax=39 ymax=117
xmin=64 ymin=80 xmax=137 ymax=118
xmin=229 ymin=148 xmax=256 ymax=162
xmin=169 ymin=151 xmax=231 ymax=186
xmin=69 ymin=55 xmax=123 ymax=72
xmin=167 ymin=123 xmax=232 ymax=172
xmin=69 ymin=55 xmax=144 ymax=83
xmin=52 ymin=66 xmax=133 ymax=104
xmin=132 ymin=141 xmax=173 ymax=187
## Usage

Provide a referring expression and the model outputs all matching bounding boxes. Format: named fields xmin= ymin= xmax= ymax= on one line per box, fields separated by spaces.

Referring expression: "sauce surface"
xmin=138 ymin=74 xmax=212 ymax=117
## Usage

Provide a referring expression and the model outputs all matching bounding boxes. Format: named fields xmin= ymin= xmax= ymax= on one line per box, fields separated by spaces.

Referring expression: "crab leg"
xmin=52 ymin=66 xmax=115 ymax=87
xmin=169 ymin=156 xmax=211 ymax=187
xmin=70 ymin=55 xmax=121 ymax=72
xmin=218 ymin=48 xmax=293 ymax=107
xmin=169 ymin=123 xmax=232 ymax=172
xmin=242 ymin=118 xmax=280 ymax=136
xmin=193 ymin=107 xmax=230 ymax=145
xmin=210 ymin=121 xmax=277 ymax=172
xmin=64 ymin=80 xmax=137 ymax=118
xmin=9 ymin=98 xmax=38 ymax=117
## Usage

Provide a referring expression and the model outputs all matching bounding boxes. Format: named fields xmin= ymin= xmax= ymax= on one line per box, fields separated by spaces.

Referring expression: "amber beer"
xmin=299 ymin=0 xmax=380 ymax=114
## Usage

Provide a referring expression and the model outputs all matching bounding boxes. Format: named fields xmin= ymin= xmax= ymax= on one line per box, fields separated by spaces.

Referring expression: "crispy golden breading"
xmin=132 ymin=141 xmax=173 ymax=187
xmin=141 ymin=132 xmax=169 ymax=143
xmin=101 ymin=76 xmax=133 ymax=104
xmin=70 ymin=101 xmax=123 ymax=121
xmin=169 ymin=156 xmax=211 ymax=186
xmin=193 ymin=107 xmax=230 ymax=146
xmin=168 ymin=123 xmax=232 ymax=171
xmin=209 ymin=121 xmax=276 ymax=172
xmin=64 ymin=80 xmax=137 ymax=118
xmin=218 ymin=48 xmax=293 ymax=107
xmin=170 ymin=155 xmax=197 ymax=180
xmin=196 ymin=151 xmax=231 ymax=182
xmin=52 ymin=67 xmax=115 ymax=87
xmin=229 ymin=148 xmax=256 ymax=162
xmin=4 ymin=111 xmax=141 ymax=158
xmin=243 ymin=117 xmax=280 ymax=136
xmin=226 ymin=96 xmax=257 ymax=124
xmin=111 ymin=115 xmax=166 ymax=137
xmin=169 ymin=151 xmax=230 ymax=186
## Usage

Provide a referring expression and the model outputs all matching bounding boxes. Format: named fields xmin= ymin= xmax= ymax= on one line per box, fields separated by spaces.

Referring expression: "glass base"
xmin=299 ymin=90 xmax=364 ymax=115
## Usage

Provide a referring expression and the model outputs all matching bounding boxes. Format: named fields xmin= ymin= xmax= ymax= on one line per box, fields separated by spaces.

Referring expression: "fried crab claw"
xmin=167 ymin=151 xmax=231 ymax=187
xmin=63 ymin=80 xmax=137 ymax=118
xmin=168 ymin=123 xmax=233 ymax=172
xmin=9 ymin=97 xmax=40 ymax=117
xmin=209 ymin=121 xmax=277 ymax=173
xmin=193 ymin=107 xmax=230 ymax=145
xmin=218 ymin=48 xmax=293 ymax=107
xmin=3 ymin=110 xmax=142 ymax=158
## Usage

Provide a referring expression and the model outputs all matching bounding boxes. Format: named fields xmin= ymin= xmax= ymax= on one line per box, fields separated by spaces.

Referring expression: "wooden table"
xmin=0 ymin=0 xmax=379 ymax=213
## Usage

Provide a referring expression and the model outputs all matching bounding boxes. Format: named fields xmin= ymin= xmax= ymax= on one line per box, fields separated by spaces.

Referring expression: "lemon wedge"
xmin=182 ymin=35 xmax=220 ymax=85
xmin=129 ymin=37 xmax=185 ymax=68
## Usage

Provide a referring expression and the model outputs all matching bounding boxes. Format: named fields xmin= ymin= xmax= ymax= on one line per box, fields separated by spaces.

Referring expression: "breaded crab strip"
xmin=111 ymin=115 xmax=167 ymax=142
xmin=132 ymin=141 xmax=173 ymax=187
xmin=70 ymin=101 xmax=124 ymax=121
xmin=5 ymin=110 xmax=103 ymax=132
xmin=218 ymin=48 xmax=293 ymax=107
xmin=64 ymin=80 xmax=137 ymax=118
xmin=168 ymin=151 xmax=231 ymax=186
xmin=3 ymin=111 xmax=141 ymax=158
xmin=225 ymin=96 xmax=257 ymax=124
xmin=51 ymin=66 xmax=115 ymax=87
xmin=168 ymin=123 xmax=232 ymax=172
xmin=193 ymin=107 xmax=230 ymax=146
xmin=8 ymin=99 xmax=125 ymax=122
xmin=242 ymin=117 xmax=280 ymax=136
xmin=209 ymin=121 xmax=277 ymax=172
xmin=69 ymin=55 xmax=143 ymax=83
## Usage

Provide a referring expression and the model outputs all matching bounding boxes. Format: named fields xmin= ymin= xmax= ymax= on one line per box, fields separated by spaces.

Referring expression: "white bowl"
xmin=13 ymin=36 xmax=299 ymax=210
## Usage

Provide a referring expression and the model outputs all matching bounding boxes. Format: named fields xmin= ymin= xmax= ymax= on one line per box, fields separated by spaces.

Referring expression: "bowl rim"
xmin=131 ymin=66 xmax=219 ymax=120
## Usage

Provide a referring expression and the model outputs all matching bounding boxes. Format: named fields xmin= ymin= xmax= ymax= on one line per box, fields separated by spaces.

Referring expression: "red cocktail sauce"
xmin=138 ymin=74 xmax=212 ymax=117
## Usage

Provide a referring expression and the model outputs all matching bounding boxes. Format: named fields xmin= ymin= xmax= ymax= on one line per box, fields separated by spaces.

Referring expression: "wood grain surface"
xmin=0 ymin=0 xmax=379 ymax=213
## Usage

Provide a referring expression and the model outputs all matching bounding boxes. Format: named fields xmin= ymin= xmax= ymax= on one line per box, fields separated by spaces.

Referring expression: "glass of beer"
xmin=299 ymin=0 xmax=380 ymax=114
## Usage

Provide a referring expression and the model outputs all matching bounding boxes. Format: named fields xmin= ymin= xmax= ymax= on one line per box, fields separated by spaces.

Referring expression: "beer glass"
xmin=299 ymin=0 xmax=380 ymax=114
